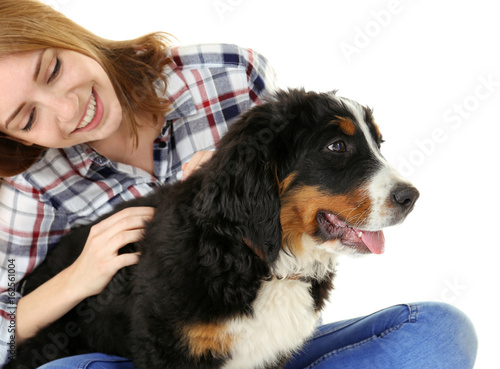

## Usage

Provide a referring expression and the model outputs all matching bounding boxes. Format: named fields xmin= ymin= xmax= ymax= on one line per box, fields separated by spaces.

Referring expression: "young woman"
xmin=0 ymin=1 xmax=477 ymax=368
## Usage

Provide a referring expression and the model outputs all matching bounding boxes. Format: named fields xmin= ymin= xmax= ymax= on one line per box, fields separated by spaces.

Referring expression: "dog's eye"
xmin=327 ymin=141 xmax=347 ymax=153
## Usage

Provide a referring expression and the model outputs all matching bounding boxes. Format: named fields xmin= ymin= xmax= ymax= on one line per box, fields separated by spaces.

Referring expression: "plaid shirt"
xmin=0 ymin=43 xmax=276 ymax=364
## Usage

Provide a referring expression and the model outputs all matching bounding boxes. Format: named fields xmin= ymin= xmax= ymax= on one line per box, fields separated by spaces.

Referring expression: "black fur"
xmin=7 ymin=89 xmax=385 ymax=369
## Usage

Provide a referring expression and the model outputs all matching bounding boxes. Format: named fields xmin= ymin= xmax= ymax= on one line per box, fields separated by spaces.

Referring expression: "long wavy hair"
xmin=0 ymin=0 xmax=172 ymax=177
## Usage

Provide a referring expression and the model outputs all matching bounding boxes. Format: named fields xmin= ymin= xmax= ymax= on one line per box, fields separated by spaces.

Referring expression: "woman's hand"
xmin=15 ymin=206 xmax=154 ymax=342
xmin=181 ymin=151 xmax=214 ymax=181
xmin=69 ymin=206 xmax=154 ymax=298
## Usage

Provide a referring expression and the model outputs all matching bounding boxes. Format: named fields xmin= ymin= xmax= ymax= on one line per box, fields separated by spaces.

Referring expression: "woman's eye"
xmin=22 ymin=108 xmax=37 ymax=132
xmin=327 ymin=141 xmax=347 ymax=153
xmin=47 ymin=57 xmax=61 ymax=83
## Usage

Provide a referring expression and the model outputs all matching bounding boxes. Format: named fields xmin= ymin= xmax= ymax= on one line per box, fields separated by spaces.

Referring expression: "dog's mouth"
xmin=317 ymin=211 xmax=385 ymax=254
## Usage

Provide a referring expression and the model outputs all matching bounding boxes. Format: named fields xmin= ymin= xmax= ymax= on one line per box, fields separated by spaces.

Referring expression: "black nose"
xmin=391 ymin=185 xmax=419 ymax=213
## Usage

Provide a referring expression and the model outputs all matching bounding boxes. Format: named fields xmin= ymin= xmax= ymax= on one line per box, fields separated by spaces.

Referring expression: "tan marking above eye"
xmin=331 ymin=116 xmax=356 ymax=136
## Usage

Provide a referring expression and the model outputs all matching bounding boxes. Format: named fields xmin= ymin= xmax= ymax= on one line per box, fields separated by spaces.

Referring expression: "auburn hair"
xmin=0 ymin=0 xmax=172 ymax=177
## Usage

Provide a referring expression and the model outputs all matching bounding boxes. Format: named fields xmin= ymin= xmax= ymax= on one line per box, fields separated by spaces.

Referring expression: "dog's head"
xmin=197 ymin=89 xmax=418 ymax=273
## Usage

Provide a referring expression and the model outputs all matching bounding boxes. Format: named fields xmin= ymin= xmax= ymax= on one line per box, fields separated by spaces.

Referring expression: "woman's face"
xmin=0 ymin=48 xmax=123 ymax=148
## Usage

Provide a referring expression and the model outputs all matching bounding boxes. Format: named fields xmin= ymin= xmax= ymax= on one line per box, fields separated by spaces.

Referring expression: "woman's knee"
xmin=411 ymin=301 xmax=478 ymax=368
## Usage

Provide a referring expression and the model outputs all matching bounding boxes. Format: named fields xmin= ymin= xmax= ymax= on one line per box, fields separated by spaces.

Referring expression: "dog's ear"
xmin=193 ymin=102 xmax=291 ymax=265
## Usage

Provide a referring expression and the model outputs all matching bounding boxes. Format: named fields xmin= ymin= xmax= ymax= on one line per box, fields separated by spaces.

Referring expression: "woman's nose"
xmin=44 ymin=91 xmax=79 ymax=123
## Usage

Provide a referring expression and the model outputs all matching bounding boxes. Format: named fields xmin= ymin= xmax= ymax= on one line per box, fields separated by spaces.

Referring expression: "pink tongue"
xmin=359 ymin=230 xmax=385 ymax=254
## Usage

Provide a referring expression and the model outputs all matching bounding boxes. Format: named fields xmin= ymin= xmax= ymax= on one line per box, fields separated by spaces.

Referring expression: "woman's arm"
xmin=15 ymin=206 xmax=154 ymax=343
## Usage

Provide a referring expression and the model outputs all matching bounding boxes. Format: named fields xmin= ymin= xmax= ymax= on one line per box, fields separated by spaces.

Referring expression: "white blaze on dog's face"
xmin=340 ymin=97 xmax=419 ymax=232
xmin=277 ymin=92 xmax=419 ymax=267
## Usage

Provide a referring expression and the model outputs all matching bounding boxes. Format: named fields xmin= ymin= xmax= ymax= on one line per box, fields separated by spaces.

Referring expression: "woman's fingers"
xmin=181 ymin=150 xmax=214 ymax=181
xmin=90 ymin=207 xmax=155 ymax=236
xmin=71 ymin=206 xmax=154 ymax=297
xmin=114 ymin=251 xmax=141 ymax=270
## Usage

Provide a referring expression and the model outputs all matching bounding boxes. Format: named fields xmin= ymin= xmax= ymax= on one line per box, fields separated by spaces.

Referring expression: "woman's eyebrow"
xmin=4 ymin=104 xmax=25 ymax=129
xmin=4 ymin=50 xmax=45 ymax=129
xmin=33 ymin=49 xmax=45 ymax=82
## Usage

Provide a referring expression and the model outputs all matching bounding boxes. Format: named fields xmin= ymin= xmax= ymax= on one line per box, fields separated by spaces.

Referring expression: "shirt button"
xmin=158 ymin=141 xmax=167 ymax=149
xmin=95 ymin=156 xmax=107 ymax=165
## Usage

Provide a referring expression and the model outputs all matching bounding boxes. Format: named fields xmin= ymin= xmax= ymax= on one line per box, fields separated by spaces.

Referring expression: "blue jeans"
xmin=37 ymin=302 xmax=477 ymax=369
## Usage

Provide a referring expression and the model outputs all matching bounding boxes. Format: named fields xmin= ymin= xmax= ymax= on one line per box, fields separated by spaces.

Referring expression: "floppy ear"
xmin=193 ymin=103 xmax=289 ymax=265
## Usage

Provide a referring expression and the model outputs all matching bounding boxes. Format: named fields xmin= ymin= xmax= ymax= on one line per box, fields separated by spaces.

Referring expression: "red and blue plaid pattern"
xmin=0 ymin=43 xmax=276 ymax=363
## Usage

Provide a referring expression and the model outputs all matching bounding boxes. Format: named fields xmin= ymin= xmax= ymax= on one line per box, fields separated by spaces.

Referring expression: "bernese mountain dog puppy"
xmin=8 ymin=89 xmax=419 ymax=369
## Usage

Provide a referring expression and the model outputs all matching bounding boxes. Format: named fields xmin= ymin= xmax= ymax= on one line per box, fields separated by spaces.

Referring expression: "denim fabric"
xmin=37 ymin=353 xmax=134 ymax=369
xmin=37 ymin=302 xmax=477 ymax=369
xmin=284 ymin=302 xmax=477 ymax=369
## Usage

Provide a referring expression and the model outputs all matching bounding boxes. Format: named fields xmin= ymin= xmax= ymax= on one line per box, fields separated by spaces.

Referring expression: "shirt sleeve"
xmin=240 ymin=45 xmax=279 ymax=102
xmin=0 ymin=179 xmax=69 ymax=366
xmin=159 ymin=44 xmax=279 ymax=183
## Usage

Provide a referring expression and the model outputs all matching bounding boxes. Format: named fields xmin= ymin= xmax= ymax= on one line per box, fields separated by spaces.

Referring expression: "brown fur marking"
xmin=182 ymin=322 xmax=233 ymax=359
xmin=332 ymin=116 xmax=356 ymax=136
xmin=280 ymin=185 xmax=372 ymax=254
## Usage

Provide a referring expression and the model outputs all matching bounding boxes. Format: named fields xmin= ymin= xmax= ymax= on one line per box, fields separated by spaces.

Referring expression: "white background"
xmin=50 ymin=0 xmax=499 ymax=367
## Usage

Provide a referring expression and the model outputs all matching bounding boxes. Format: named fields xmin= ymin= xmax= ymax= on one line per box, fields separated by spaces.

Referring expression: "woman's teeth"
xmin=77 ymin=92 xmax=96 ymax=129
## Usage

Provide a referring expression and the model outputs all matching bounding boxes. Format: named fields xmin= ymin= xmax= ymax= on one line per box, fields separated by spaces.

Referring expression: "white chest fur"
xmin=222 ymin=277 xmax=318 ymax=369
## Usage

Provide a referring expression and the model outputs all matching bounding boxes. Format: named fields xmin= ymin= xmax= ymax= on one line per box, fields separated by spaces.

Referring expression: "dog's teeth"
xmin=358 ymin=232 xmax=363 ymax=238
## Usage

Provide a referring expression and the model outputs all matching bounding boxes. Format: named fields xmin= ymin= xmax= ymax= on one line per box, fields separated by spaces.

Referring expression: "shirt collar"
xmin=63 ymin=144 xmax=103 ymax=174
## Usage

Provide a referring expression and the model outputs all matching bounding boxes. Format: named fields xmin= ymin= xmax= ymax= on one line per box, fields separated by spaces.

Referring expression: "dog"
xmin=8 ymin=89 xmax=419 ymax=369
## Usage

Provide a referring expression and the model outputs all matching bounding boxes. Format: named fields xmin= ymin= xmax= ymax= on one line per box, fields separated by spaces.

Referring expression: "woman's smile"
xmin=75 ymin=89 xmax=97 ymax=131
xmin=72 ymin=88 xmax=104 ymax=134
